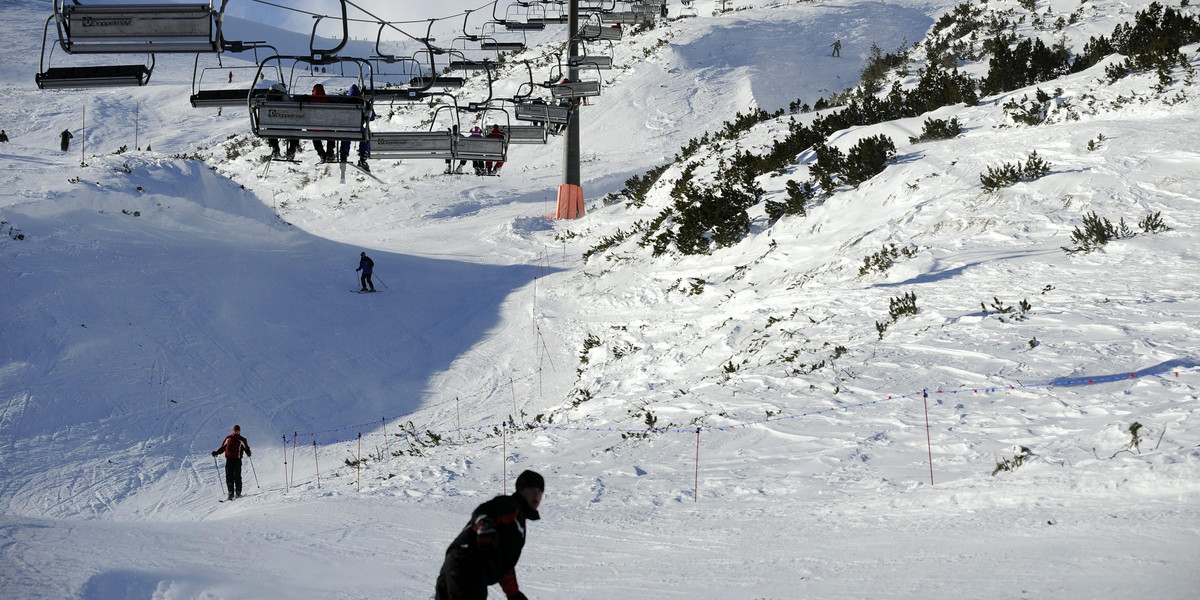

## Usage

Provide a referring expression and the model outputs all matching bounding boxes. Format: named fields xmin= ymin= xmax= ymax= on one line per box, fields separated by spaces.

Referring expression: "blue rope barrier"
xmin=284 ymin=367 xmax=1200 ymax=449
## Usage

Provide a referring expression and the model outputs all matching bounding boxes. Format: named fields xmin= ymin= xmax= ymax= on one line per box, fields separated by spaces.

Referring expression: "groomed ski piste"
xmin=2 ymin=0 xmax=1200 ymax=598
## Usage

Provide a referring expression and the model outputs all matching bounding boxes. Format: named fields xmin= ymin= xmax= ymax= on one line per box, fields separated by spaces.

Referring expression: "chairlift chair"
xmin=249 ymin=55 xmax=374 ymax=141
xmin=36 ymin=15 xmax=152 ymax=89
xmin=579 ymin=14 xmax=623 ymax=42
xmin=514 ymin=98 xmax=571 ymax=126
xmin=52 ymin=0 xmax=224 ymax=54
xmin=369 ymin=101 xmax=457 ymax=160
xmin=479 ymin=34 xmax=527 ymax=53
xmin=569 ymin=39 xmax=614 ymax=70
xmin=500 ymin=1 xmax=548 ymax=31
xmin=510 ymin=61 xmax=571 ymax=130
xmin=406 ymin=47 xmax=465 ymax=89
xmin=547 ymin=60 xmax=602 ymax=99
xmin=524 ymin=0 xmax=570 ymax=25
xmin=189 ymin=42 xmax=280 ymax=108
xmin=454 ymin=123 xmax=508 ymax=163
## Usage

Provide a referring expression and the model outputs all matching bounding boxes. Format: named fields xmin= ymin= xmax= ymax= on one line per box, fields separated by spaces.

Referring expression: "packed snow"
xmin=2 ymin=0 xmax=1199 ymax=598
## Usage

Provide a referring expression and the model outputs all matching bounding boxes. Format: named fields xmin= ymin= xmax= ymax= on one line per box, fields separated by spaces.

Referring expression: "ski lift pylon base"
xmin=556 ymin=183 xmax=584 ymax=219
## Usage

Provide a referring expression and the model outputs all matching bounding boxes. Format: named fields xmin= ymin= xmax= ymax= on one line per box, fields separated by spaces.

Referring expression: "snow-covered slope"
xmin=2 ymin=0 xmax=1199 ymax=598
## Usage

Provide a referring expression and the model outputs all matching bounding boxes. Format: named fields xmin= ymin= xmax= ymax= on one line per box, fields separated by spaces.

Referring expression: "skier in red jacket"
xmin=212 ymin=425 xmax=251 ymax=500
xmin=485 ymin=125 xmax=505 ymax=175
xmin=436 ymin=470 xmax=544 ymax=600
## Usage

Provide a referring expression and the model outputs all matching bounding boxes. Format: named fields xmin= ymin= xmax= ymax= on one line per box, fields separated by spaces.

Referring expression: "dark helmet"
xmin=515 ymin=470 xmax=544 ymax=492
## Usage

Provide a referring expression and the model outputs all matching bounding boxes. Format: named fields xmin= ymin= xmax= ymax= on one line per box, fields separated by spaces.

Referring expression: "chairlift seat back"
xmin=408 ymin=76 xmax=466 ymax=89
xmin=368 ymin=88 xmax=434 ymax=102
xmin=36 ymin=64 xmax=150 ymax=89
xmin=515 ymin=102 xmax=570 ymax=125
xmin=525 ymin=16 xmax=570 ymax=25
xmin=501 ymin=125 xmax=547 ymax=144
xmin=59 ymin=3 xmax=218 ymax=53
xmin=453 ymin=136 xmax=506 ymax=161
xmin=479 ymin=41 xmax=526 ymax=52
xmin=603 ymin=12 xmax=638 ymax=24
xmin=551 ymin=81 xmax=601 ymax=99
xmin=449 ymin=59 xmax=491 ymax=71
xmin=506 ymin=22 xmax=546 ymax=31
xmin=569 ymin=56 xmax=613 ymax=70
xmin=252 ymin=98 xmax=367 ymax=141
xmin=190 ymin=88 xmax=267 ymax=108
xmin=579 ymin=24 xmax=622 ymax=41
xmin=370 ymin=131 xmax=455 ymax=159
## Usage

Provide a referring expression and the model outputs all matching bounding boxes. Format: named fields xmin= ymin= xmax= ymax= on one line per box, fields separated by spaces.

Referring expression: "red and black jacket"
xmin=216 ymin=434 xmax=250 ymax=459
xmin=444 ymin=492 xmax=540 ymax=596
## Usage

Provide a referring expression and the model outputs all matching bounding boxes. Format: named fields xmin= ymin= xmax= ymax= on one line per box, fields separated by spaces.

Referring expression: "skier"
xmin=339 ymin=84 xmax=371 ymax=171
xmin=211 ymin=425 xmax=251 ymax=501
xmin=444 ymin=125 xmax=468 ymax=174
xmin=485 ymin=125 xmax=505 ymax=176
xmin=0 ymin=130 xmax=8 ymax=142
xmin=435 ymin=470 xmax=544 ymax=600
xmin=264 ymin=84 xmax=299 ymax=160
xmin=356 ymin=251 xmax=375 ymax=292
xmin=468 ymin=126 xmax=486 ymax=175
xmin=60 ymin=129 xmax=73 ymax=151
xmin=830 ymin=39 xmax=842 ymax=57
xmin=310 ymin=83 xmax=333 ymax=162
xmin=228 ymin=70 xmax=233 ymax=83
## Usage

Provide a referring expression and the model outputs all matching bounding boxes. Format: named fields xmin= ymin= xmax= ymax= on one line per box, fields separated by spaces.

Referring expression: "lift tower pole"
xmin=564 ymin=0 xmax=580 ymax=186
xmin=556 ymin=0 xmax=585 ymax=218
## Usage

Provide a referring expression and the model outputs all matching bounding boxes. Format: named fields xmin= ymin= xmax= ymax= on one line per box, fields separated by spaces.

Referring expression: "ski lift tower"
xmin=556 ymin=0 xmax=585 ymax=219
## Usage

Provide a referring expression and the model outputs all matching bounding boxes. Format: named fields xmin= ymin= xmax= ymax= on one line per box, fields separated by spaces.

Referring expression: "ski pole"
xmin=213 ymin=454 xmax=227 ymax=498
xmin=248 ymin=453 xmax=260 ymax=488
xmin=372 ymin=272 xmax=389 ymax=289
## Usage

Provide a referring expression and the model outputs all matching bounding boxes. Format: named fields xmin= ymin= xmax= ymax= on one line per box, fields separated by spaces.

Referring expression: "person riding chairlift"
xmin=485 ymin=125 xmax=505 ymax=176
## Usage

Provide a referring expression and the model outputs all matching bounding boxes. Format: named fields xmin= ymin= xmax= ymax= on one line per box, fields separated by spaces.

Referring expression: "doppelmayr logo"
xmin=81 ymin=17 xmax=135 ymax=28
xmin=267 ymin=108 xmax=305 ymax=119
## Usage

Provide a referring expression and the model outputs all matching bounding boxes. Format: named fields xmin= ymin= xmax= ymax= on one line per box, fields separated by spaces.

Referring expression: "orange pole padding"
xmin=555 ymin=184 xmax=585 ymax=219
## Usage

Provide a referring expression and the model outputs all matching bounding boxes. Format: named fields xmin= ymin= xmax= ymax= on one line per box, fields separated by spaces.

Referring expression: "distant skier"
xmin=0 ymin=130 xmax=8 ymax=142
xmin=830 ymin=39 xmax=842 ymax=57
xmin=436 ymin=470 xmax=544 ymax=600
xmin=59 ymin=129 xmax=73 ymax=151
xmin=228 ymin=70 xmax=233 ymax=83
xmin=356 ymin=251 xmax=375 ymax=292
xmin=211 ymin=425 xmax=251 ymax=501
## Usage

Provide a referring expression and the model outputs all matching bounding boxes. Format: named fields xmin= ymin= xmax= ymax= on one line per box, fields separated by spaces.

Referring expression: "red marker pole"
xmin=313 ymin=441 xmax=321 ymax=489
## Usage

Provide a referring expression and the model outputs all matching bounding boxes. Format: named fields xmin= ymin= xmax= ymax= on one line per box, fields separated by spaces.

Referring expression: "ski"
xmin=337 ymin=161 xmax=383 ymax=183
xmin=350 ymin=289 xmax=381 ymax=294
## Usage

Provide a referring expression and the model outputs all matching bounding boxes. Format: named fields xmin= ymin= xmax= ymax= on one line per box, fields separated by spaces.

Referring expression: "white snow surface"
xmin=2 ymin=0 xmax=1200 ymax=598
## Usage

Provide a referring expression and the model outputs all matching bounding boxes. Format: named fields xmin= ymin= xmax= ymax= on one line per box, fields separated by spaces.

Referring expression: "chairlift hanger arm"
xmin=309 ymin=1 xmax=349 ymax=59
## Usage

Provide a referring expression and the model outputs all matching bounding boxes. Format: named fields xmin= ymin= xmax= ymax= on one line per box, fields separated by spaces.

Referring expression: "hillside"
xmin=2 ymin=0 xmax=1199 ymax=598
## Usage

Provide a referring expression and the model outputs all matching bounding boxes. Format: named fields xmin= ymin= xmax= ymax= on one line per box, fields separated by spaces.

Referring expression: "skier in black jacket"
xmin=355 ymin=251 xmax=375 ymax=292
xmin=436 ymin=470 xmax=544 ymax=600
